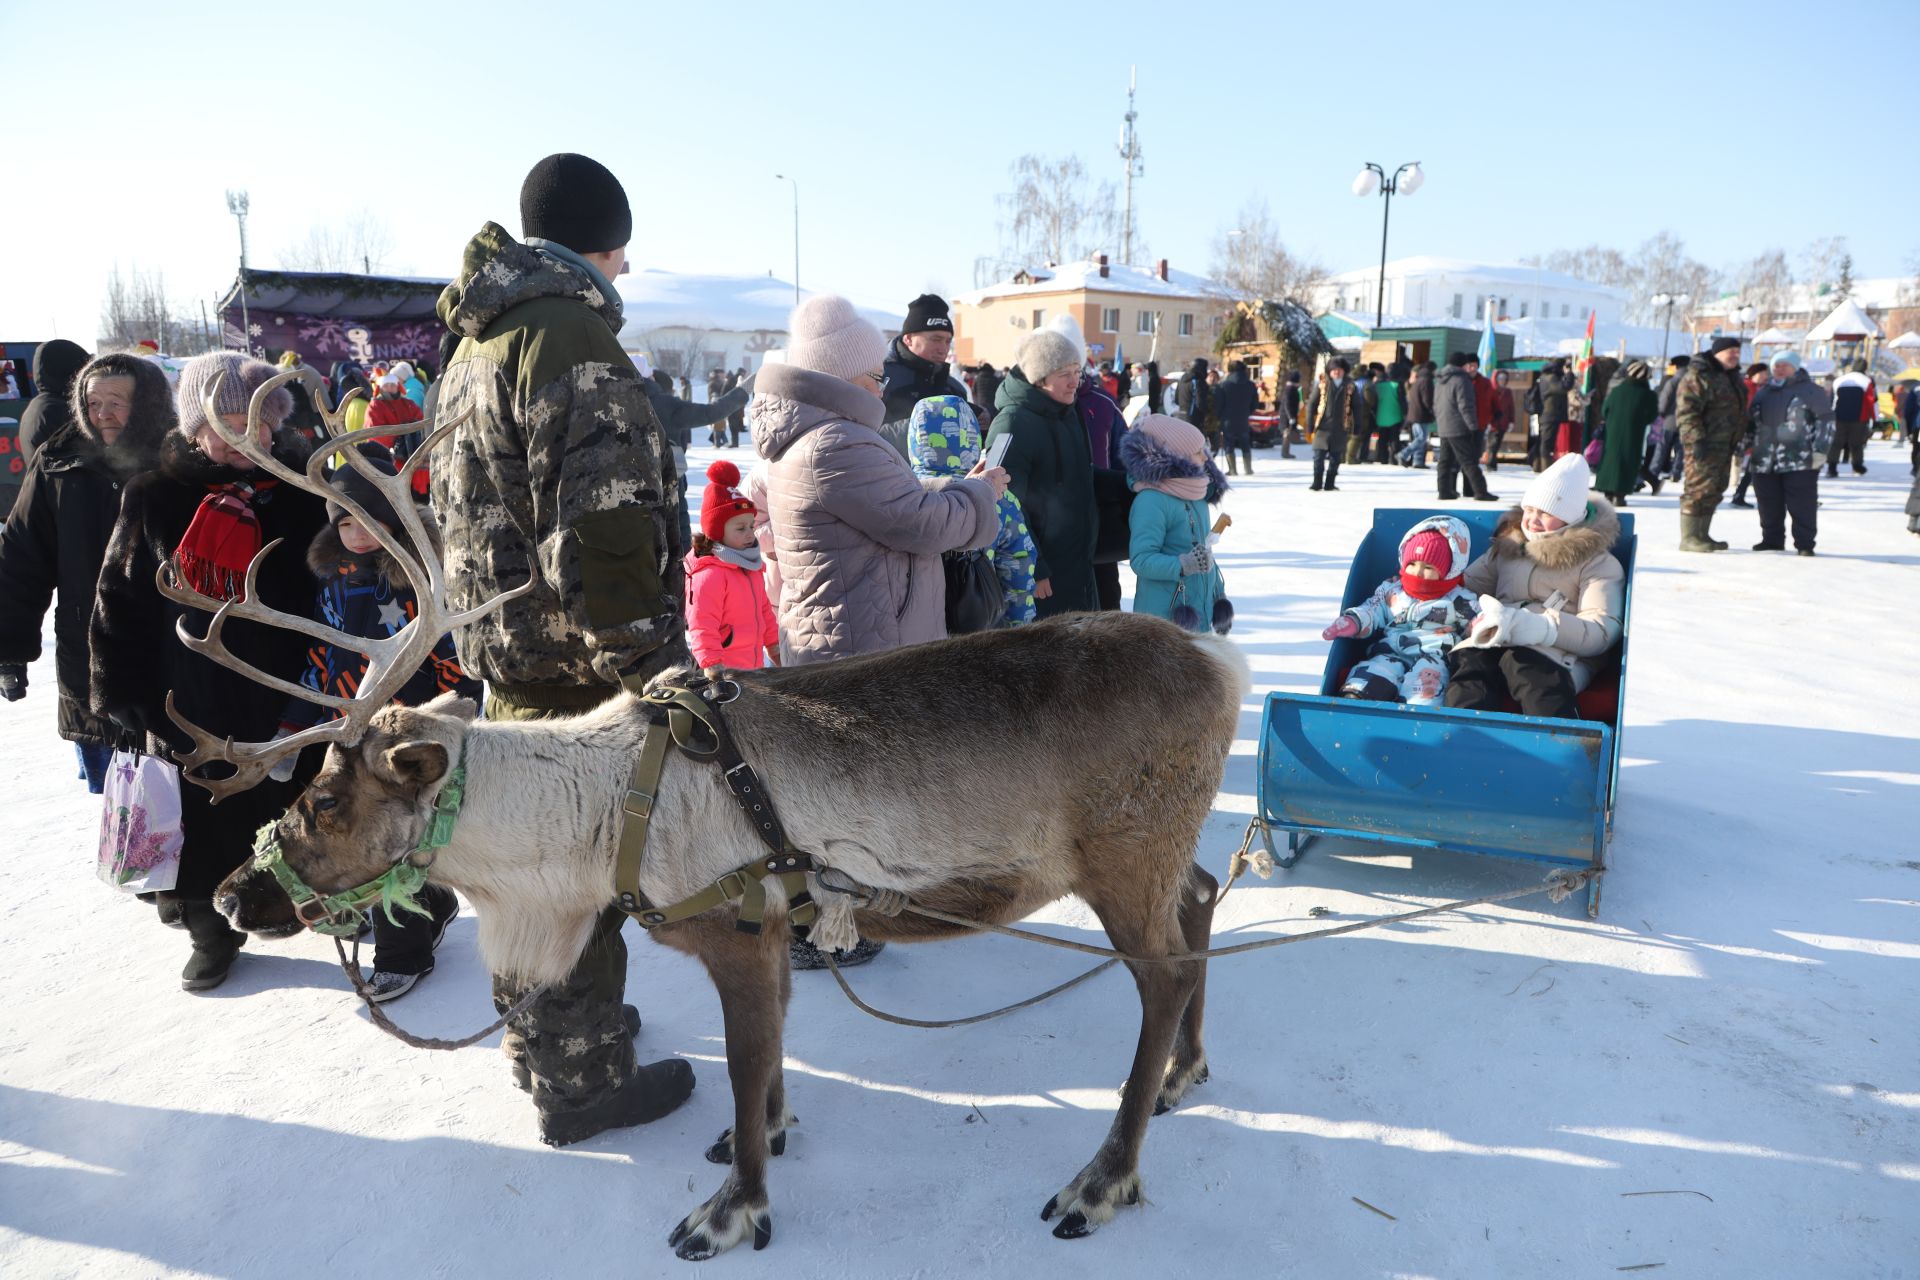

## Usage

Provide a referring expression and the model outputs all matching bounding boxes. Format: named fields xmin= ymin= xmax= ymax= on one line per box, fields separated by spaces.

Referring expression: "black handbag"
xmin=944 ymin=549 xmax=1006 ymax=634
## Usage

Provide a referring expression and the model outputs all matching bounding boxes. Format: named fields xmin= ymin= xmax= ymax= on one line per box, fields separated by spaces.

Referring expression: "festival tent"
xmin=1803 ymin=297 xmax=1883 ymax=342
xmin=1886 ymin=330 xmax=1920 ymax=351
xmin=217 ymin=269 xmax=451 ymax=366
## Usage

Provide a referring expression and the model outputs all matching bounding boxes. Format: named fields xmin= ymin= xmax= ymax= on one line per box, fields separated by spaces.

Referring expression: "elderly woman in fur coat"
xmin=1444 ymin=453 xmax=1624 ymax=721
xmin=0 ymin=353 xmax=175 ymax=791
xmin=1121 ymin=414 xmax=1230 ymax=633
xmin=89 ymin=352 xmax=326 ymax=992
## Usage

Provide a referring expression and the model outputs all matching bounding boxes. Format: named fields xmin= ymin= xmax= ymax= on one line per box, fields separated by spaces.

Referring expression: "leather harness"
xmin=613 ymin=675 xmax=819 ymax=937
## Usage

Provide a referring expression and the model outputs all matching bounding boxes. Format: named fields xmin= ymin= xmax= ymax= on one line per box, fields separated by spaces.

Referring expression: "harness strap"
xmin=612 ymin=677 xmax=818 ymax=936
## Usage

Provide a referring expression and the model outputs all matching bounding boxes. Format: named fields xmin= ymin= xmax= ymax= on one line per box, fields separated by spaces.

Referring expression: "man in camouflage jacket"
xmin=432 ymin=153 xmax=694 ymax=1146
xmin=1673 ymin=336 xmax=1748 ymax=552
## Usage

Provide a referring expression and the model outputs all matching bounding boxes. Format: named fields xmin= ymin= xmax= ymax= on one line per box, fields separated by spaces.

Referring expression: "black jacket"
xmin=0 ymin=354 xmax=174 ymax=745
xmin=1213 ymin=370 xmax=1258 ymax=445
xmin=1174 ymin=358 xmax=1211 ymax=426
xmin=642 ymin=378 xmax=748 ymax=451
xmin=16 ymin=339 xmax=90 ymax=459
xmin=988 ymin=370 xmax=1097 ymax=614
xmin=973 ymin=367 xmax=1004 ymax=427
xmin=880 ymin=337 xmax=970 ymax=457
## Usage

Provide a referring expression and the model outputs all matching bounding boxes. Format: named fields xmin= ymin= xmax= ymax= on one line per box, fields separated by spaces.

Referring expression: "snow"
xmin=954 ymin=259 xmax=1220 ymax=306
xmin=1805 ymin=298 xmax=1885 ymax=342
xmin=1321 ymin=256 xmax=1632 ymax=301
xmin=4 ymin=441 xmax=1919 ymax=1277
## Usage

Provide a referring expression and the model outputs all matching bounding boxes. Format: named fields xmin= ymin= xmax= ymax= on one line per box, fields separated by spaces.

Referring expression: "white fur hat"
xmin=1523 ymin=452 xmax=1594 ymax=525
xmin=785 ymin=294 xmax=887 ymax=384
xmin=1016 ymin=329 xmax=1083 ymax=383
xmin=1045 ymin=312 xmax=1088 ymax=364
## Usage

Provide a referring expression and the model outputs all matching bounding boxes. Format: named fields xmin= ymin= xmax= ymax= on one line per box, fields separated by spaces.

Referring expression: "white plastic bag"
xmin=97 ymin=751 xmax=184 ymax=894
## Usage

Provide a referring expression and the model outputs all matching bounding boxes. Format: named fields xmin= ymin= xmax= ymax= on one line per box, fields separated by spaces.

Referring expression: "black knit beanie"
xmin=519 ymin=153 xmax=632 ymax=254
xmin=902 ymin=293 xmax=952 ymax=335
xmin=328 ymin=446 xmax=404 ymax=532
xmin=1447 ymin=351 xmax=1471 ymax=368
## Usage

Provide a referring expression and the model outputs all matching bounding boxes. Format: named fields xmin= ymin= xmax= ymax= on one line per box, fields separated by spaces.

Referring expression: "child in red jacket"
xmin=686 ymin=460 xmax=779 ymax=671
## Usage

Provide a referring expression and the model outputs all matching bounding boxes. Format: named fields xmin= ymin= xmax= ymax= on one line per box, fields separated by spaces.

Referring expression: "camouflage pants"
xmin=1679 ymin=429 xmax=1736 ymax=516
xmin=486 ymin=685 xmax=636 ymax=1117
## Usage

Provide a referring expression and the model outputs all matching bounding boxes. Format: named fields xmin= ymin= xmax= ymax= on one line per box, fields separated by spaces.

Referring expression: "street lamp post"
xmin=1731 ymin=305 xmax=1757 ymax=363
xmin=773 ymin=174 xmax=799 ymax=307
xmin=1650 ymin=292 xmax=1689 ymax=365
xmin=1351 ymin=162 xmax=1423 ymax=329
xmin=225 ymin=189 xmax=250 ymax=353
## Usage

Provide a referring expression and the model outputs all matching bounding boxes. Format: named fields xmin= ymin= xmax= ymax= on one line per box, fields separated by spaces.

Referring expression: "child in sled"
xmin=686 ymin=460 xmax=781 ymax=670
xmin=273 ymin=448 xmax=478 ymax=1001
xmin=1444 ymin=453 xmax=1625 ymax=720
xmin=908 ymin=395 xmax=1038 ymax=626
xmin=1321 ymin=514 xmax=1478 ymax=704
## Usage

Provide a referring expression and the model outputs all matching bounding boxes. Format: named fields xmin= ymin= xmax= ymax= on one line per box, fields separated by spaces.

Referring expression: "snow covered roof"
xmin=1320 ymin=255 xmax=1627 ymax=298
xmin=1887 ymin=330 xmax=1920 ymax=350
xmin=954 ymin=259 xmax=1222 ymax=305
xmin=615 ymin=270 xmax=903 ymax=341
xmin=1804 ymin=297 xmax=1884 ymax=341
xmin=1753 ymin=327 xmax=1801 ymax=344
xmin=1324 ymin=309 xmax=1508 ymax=333
xmin=1697 ymin=277 xmax=1911 ymax=317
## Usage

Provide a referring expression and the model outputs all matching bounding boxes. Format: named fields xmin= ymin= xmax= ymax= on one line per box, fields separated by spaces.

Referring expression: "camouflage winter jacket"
xmin=1746 ymin=369 xmax=1835 ymax=475
xmin=431 ymin=222 xmax=686 ymax=695
xmin=1674 ymin=358 xmax=1747 ymax=445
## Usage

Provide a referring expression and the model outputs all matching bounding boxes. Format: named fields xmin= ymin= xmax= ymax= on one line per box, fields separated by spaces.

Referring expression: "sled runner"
xmin=1253 ymin=508 xmax=1637 ymax=918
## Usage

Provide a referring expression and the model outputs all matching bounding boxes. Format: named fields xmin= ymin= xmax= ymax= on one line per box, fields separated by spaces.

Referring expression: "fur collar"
xmin=1118 ymin=429 xmax=1228 ymax=502
xmin=1488 ymin=494 xmax=1620 ymax=570
xmin=305 ymin=515 xmax=442 ymax=584
xmin=160 ymin=426 xmax=315 ymax=489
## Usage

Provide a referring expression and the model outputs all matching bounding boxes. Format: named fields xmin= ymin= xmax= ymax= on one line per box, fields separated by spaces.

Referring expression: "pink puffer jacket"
xmin=752 ymin=363 xmax=997 ymax=665
xmin=684 ymin=550 xmax=779 ymax=670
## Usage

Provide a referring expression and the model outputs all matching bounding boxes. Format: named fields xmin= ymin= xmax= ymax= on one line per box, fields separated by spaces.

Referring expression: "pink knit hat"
xmin=1135 ymin=412 xmax=1207 ymax=460
xmin=785 ymin=295 xmax=887 ymax=384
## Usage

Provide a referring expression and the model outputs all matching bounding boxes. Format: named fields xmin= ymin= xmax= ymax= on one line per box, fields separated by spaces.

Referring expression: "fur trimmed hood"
xmin=1119 ymin=427 xmax=1228 ymax=502
xmin=305 ymin=511 xmax=442 ymax=584
xmin=61 ymin=352 xmax=177 ymax=479
xmin=1487 ymin=493 xmax=1620 ymax=571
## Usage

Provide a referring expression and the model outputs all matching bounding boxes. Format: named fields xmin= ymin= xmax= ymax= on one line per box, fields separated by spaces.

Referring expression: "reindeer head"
xmin=167 ymin=366 xmax=529 ymax=933
xmin=215 ymin=695 xmax=479 ymax=934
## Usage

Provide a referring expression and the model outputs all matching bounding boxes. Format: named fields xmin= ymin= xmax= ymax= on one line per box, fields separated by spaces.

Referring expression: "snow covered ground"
xmin=3 ymin=439 xmax=1916 ymax=1278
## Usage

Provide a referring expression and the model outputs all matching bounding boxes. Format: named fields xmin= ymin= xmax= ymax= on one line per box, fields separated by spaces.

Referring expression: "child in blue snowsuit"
xmin=273 ymin=449 xmax=480 ymax=1001
xmin=1321 ymin=514 xmax=1478 ymax=704
xmin=908 ymin=395 xmax=1038 ymax=624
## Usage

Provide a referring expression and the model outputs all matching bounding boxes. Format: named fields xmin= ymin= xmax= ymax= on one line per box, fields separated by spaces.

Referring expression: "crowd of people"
xmin=0 ymin=147 xmax=1910 ymax=1153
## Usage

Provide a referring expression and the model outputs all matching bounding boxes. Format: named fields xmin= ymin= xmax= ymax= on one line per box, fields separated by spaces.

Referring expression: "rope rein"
xmin=333 ymin=934 xmax=548 ymax=1052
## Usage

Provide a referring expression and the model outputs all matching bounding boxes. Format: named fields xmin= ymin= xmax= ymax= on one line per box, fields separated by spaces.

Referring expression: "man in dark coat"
xmin=1434 ymin=353 xmax=1497 ymax=500
xmin=1404 ymin=361 xmax=1437 ymax=467
xmin=16 ymin=339 xmax=91 ymax=459
xmin=1305 ymin=359 xmax=1357 ymax=491
xmin=89 ymin=353 xmax=325 ymax=989
xmin=1213 ymin=360 xmax=1258 ymax=475
xmin=0 ymin=353 xmax=172 ymax=790
xmin=879 ymin=293 xmax=970 ymax=457
xmin=1525 ymin=359 xmax=1576 ymax=468
xmin=1175 ymin=357 xmax=1211 ymax=439
xmin=1280 ymin=369 xmax=1304 ymax=459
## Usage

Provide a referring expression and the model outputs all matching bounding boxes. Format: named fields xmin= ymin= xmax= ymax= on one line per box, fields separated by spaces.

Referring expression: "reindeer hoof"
xmin=1041 ymin=1166 xmax=1142 ymax=1239
xmin=704 ymin=1121 xmax=792 ymax=1165
xmin=670 ymin=1180 xmax=772 ymax=1260
xmin=769 ymin=1130 xmax=786 ymax=1157
xmin=1155 ymin=1055 xmax=1211 ymax=1115
xmin=1052 ymin=1211 xmax=1092 ymax=1239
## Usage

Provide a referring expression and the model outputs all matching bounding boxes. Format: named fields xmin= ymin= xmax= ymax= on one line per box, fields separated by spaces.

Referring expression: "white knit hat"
xmin=785 ymin=294 xmax=887 ymax=384
xmin=1522 ymin=452 xmax=1594 ymax=526
xmin=389 ymin=361 xmax=415 ymax=383
xmin=1016 ymin=329 xmax=1083 ymax=383
xmin=1045 ymin=312 xmax=1088 ymax=364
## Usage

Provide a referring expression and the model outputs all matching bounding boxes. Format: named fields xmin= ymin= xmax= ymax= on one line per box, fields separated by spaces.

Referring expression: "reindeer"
xmin=182 ymin=370 xmax=1252 ymax=1262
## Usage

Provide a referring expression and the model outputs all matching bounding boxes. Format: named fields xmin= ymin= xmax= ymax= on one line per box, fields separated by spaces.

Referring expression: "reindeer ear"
xmin=380 ymin=740 xmax=450 ymax=790
xmin=423 ymin=692 xmax=480 ymax=723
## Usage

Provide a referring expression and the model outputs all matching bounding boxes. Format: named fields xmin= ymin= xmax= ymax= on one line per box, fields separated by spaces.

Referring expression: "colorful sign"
xmin=222 ymin=310 xmax=443 ymax=365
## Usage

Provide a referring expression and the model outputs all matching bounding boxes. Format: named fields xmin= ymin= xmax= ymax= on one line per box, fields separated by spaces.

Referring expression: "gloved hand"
xmin=1465 ymin=595 xmax=1509 ymax=646
xmin=0 ymin=664 xmax=25 ymax=702
xmin=1321 ymin=615 xmax=1361 ymax=642
xmin=1501 ymin=607 xmax=1558 ymax=649
xmin=1178 ymin=545 xmax=1213 ymax=575
xmin=267 ymin=732 xmax=299 ymax=783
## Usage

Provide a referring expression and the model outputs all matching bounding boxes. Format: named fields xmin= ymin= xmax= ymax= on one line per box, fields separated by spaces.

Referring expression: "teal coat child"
xmin=1121 ymin=414 xmax=1230 ymax=632
xmin=908 ymin=395 xmax=1039 ymax=623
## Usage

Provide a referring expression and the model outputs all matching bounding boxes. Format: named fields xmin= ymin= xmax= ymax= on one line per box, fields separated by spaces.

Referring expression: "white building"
xmin=616 ymin=270 xmax=902 ymax=382
xmin=1312 ymin=255 xmax=1627 ymax=326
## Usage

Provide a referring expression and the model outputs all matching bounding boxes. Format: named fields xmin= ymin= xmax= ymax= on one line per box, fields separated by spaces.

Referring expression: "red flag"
xmin=1575 ymin=311 xmax=1597 ymax=394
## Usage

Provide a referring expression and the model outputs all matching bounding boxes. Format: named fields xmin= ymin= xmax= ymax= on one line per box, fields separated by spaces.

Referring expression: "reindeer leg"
xmin=703 ymin=938 xmax=796 ymax=1164
xmin=1156 ymin=861 xmax=1218 ymax=1115
xmin=670 ymin=919 xmax=785 ymax=1261
xmin=1042 ymin=887 xmax=1199 ymax=1240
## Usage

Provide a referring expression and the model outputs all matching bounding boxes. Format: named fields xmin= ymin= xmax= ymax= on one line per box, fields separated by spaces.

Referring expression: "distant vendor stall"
xmin=218 ymin=269 xmax=451 ymax=367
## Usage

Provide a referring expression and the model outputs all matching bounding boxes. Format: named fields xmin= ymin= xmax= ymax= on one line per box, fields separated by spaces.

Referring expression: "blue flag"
xmin=1476 ymin=300 xmax=1496 ymax=374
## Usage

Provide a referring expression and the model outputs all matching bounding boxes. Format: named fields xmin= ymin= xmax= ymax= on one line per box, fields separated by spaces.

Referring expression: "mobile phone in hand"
xmin=980 ymin=434 xmax=1012 ymax=472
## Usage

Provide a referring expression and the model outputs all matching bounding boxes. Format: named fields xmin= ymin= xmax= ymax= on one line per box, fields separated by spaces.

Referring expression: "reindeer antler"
xmin=159 ymin=366 xmax=531 ymax=801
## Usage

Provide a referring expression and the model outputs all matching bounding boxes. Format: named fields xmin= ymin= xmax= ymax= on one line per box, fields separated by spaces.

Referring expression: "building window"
xmin=1178 ymin=313 xmax=1194 ymax=337
xmin=1498 ymin=297 xmax=1508 ymax=317
xmin=1583 ymin=307 xmax=1592 ymax=320
xmin=1032 ymin=308 xmax=1046 ymax=329
xmin=1519 ymin=302 xmax=1528 ymax=319
xmin=1136 ymin=310 xmax=1155 ymax=334
xmin=1211 ymin=314 xmax=1223 ymax=334
xmin=1450 ymin=293 xmax=1463 ymax=319
xmin=1101 ymin=307 xmax=1120 ymax=333
xmin=1560 ymin=304 xmax=1569 ymax=318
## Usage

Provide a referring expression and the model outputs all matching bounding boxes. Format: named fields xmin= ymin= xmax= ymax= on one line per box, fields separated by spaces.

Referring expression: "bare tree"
xmin=1799 ymin=236 xmax=1848 ymax=303
xmin=643 ymin=329 xmax=710 ymax=383
xmin=1527 ymin=233 xmax=1719 ymax=324
xmin=98 ymin=266 xmax=220 ymax=353
xmin=1729 ymin=249 xmax=1793 ymax=323
xmin=278 ymin=210 xmax=396 ymax=274
xmin=1207 ymin=199 xmax=1324 ymax=305
xmin=996 ymin=155 xmax=1117 ymax=268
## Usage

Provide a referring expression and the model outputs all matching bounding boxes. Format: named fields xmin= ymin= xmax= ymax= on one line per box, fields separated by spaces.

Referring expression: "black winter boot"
xmin=180 ymin=900 xmax=246 ymax=992
xmin=538 ymin=1058 xmax=695 ymax=1147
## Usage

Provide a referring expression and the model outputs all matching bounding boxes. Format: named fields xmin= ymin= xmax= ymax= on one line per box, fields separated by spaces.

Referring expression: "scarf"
xmin=715 ymin=543 xmax=764 ymax=572
xmin=1400 ymin=569 xmax=1462 ymax=601
xmin=171 ymin=481 xmax=262 ymax=601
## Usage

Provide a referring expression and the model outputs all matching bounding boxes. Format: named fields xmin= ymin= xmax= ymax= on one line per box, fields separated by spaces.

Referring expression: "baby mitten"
xmin=1321 ymin=615 xmax=1361 ymax=641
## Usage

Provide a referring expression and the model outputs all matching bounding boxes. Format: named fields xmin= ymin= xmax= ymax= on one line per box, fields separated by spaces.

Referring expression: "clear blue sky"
xmin=10 ymin=0 xmax=1918 ymax=341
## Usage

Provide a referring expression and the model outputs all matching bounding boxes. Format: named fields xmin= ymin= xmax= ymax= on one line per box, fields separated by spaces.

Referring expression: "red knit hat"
xmin=700 ymin=460 xmax=756 ymax=541
xmin=1401 ymin=528 xmax=1451 ymax=573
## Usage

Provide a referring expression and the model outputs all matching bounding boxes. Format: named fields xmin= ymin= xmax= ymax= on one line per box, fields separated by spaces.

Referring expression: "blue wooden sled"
xmin=1254 ymin=508 xmax=1636 ymax=918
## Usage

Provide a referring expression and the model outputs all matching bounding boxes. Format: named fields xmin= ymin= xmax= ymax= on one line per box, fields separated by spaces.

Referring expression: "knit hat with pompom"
xmin=175 ymin=351 xmax=293 ymax=440
xmin=700 ymin=459 xmax=757 ymax=541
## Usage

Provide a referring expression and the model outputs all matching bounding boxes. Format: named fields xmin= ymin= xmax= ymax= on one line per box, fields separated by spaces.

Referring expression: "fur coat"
xmin=1457 ymin=497 xmax=1625 ymax=692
